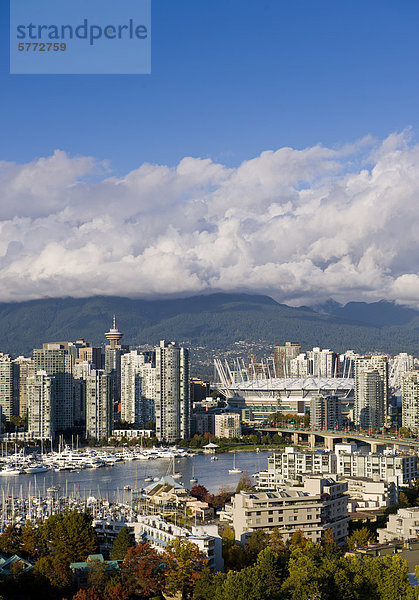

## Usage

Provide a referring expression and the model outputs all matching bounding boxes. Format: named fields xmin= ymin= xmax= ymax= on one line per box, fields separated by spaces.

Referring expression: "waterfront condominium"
xmin=0 ymin=353 xmax=19 ymax=420
xmin=27 ymin=370 xmax=55 ymax=440
xmin=120 ymin=350 xmax=155 ymax=426
xmin=154 ymin=340 xmax=190 ymax=442
xmin=13 ymin=356 xmax=35 ymax=418
xmin=33 ymin=342 xmax=75 ymax=433
xmin=86 ymin=369 xmax=113 ymax=441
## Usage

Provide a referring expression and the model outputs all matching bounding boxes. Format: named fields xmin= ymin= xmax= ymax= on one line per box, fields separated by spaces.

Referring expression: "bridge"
xmin=253 ymin=427 xmax=419 ymax=453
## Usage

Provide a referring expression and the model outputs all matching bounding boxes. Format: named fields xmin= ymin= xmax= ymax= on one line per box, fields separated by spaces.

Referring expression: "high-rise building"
xmin=390 ymin=353 xmax=414 ymax=389
xmin=75 ymin=340 xmax=102 ymax=370
xmin=307 ymin=348 xmax=339 ymax=378
xmin=402 ymin=371 xmax=419 ymax=431
xmin=86 ymin=369 xmax=112 ymax=441
xmin=120 ymin=351 xmax=155 ymax=425
xmin=190 ymin=378 xmax=210 ymax=404
xmin=310 ymin=394 xmax=342 ymax=430
xmin=0 ymin=353 xmax=19 ymax=420
xmin=354 ymin=355 xmax=388 ymax=429
xmin=72 ymin=360 xmax=93 ymax=426
xmin=155 ymin=340 xmax=190 ymax=442
xmin=273 ymin=342 xmax=300 ymax=378
xmin=355 ymin=368 xmax=385 ymax=429
xmin=33 ymin=342 xmax=75 ymax=432
xmin=13 ymin=356 xmax=35 ymax=418
xmin=27 ymin=370 xmax=55 ymax=440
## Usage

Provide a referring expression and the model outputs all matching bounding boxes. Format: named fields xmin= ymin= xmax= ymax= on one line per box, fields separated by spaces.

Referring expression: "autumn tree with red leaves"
xmin=121 ymin=542 xmax=165 ymax=598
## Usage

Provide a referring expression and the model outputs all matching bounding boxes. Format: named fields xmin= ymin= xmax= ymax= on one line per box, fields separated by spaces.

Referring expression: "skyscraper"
xmin=27 ymin=370 xmax=55 ymax=440
xmin=355 ymin=368 xmax=385 ymax=429
xmin=354 ymin=355 xmax=388 ymax=429
xmin=120 ymin=350 xmax=155 ymax=425
xmin=402 ymin=371 xmax=419 ymax=431
xmin=13 ymin=356 xmax=35 ymax=418
xmin=86 ymin=369 xmax=112 ymax=441
xmin=33 ymin=342 xmax=75 ymax=432
xmin=155 ymin=340 xmax=190 ymax=442
xmin=274 ymin=342 xmax=301 ymax=378
xmin=0 ymin=353 xmax=19 ymax=420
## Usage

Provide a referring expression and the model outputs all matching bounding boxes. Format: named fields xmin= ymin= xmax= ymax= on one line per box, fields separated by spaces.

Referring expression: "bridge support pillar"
xmin=309 ymin=434 xmax=316 ymax=449
xmin=325 ymin=436 xmax=335 ymax=451
xmin=292 ymin=432 xmax=299 ymax=446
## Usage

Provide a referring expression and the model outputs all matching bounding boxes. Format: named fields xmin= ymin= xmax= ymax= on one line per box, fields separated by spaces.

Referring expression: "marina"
xmin=0 ymin=450 xmax=269 ymax=515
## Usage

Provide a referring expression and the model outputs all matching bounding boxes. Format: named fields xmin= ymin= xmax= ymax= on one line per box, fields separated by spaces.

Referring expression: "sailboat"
xmin=228 ymin=452 xmax=242 ymax=474
xmin=190 ymin=465 xmax=198 ymax=485
xmin=168 ymin=456 xmax=182 ymax=479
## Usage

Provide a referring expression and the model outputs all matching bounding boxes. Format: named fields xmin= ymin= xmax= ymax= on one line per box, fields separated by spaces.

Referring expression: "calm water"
xmin=0 ymin=451 xmax=270 ymax=502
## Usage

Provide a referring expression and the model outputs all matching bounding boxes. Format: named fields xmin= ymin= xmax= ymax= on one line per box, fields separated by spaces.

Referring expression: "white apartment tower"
xmin=27 ymin=370 xmax=55 ymax=440
xmin=86 ymin=369 xmax=113 ymax=441
xmin=354 ymin=355 xmax=388 ymax=429
xmin=0 ymin=354 xmax=19 ymax=420
xmin=155 ymin=341 xmax=190 ymax=442
xmin=402 ymin=371 xmax=419 ymax=431
xmin=33 ymin=343 xmax=75 ymax=432
xmin=120 ymin=351 xmax=155 ymax=425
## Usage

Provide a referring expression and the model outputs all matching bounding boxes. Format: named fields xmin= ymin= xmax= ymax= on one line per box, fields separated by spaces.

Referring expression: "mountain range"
xmin=0 ymin=293 xmax=419 ymax=358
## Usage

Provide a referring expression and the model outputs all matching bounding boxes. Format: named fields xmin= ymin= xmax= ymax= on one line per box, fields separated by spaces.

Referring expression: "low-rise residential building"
xmin=92 ymin=516 xmax=137 ymax=555
xmin=111 ymin=428 xmax=154 ymax=440
xmin=231 ymin=476 xmax=349 ymax=545
xmin=257 ymin=447 xmax=337 ymax=488
xmin=344 ymin=477 xmax=398 ymax=512
xmin=132 ymin=515 xmax=224 ymax=571
xmin=378 ymin=508 xmax=419 ymax=543
xmin=337 ymin=451 xmax=417 ymax=485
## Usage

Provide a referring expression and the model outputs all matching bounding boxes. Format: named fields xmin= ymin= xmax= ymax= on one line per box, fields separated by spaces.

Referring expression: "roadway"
xmin=254 ymin=426 xmax=419 ymax=449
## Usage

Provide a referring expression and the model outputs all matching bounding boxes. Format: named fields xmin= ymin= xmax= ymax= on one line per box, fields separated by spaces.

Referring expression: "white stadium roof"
xmin=225 ymin=377 xmax=354 ymax=391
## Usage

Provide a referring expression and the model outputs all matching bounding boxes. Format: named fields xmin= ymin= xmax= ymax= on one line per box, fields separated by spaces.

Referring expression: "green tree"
xmin=49 ymin=510 xmax=98 ymax=563
xmin=20 ymin=520 xmax=39 ymax=560
xmin=268 ymin=528 xmax=286 ymax=554
xmin=287 ymin=530 xmax=308 ymax=550
xmin=164 ymin=538 xmax=208 ymax=600
xmin=236 ymin=469 xmax=253 ymax=493
xmin=398 ymin=491 xmax=410 ymax=507
xmin=346 ymin=527 xmax=374 ymax=550
xmin=110 ymin=526 xmax=135 ymax=560
xmin=251 ymin=547 xmax=287 ymax=600
xmin=245 ymin=529 xmax=270 ymax=562
xmin=34 ymin=554 xmax=72 ymax=591
xmin=0 ymin=525 xmax=21 ymax=556
xmin=87 ymin=558 xmax=110 ymax=595
xmin=192 ymin=567 xmax=216 ymax=600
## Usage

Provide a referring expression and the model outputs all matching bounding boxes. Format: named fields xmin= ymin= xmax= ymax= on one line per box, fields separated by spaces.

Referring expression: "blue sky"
xmin=1 ymin=1 xmax=419 ymax=306
xmin=1 ymin=0 xmax=418 ymax=173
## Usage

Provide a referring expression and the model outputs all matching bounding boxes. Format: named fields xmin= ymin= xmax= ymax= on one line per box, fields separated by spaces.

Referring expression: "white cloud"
xmin=0 ymin=132 xmax=419 ymax=306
